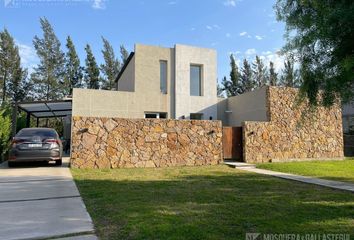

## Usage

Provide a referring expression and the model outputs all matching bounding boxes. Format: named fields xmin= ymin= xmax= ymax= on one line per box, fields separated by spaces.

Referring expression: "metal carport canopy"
xmin=17 ymin=99 xmax=72 ymax=118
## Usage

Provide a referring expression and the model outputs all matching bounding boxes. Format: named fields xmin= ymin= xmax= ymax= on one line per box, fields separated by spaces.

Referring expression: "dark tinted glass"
xmin=17 ymin=129 xmax=58 ymax=138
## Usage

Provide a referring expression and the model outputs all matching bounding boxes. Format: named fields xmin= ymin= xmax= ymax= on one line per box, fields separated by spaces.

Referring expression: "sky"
xmin=0 ymin=0 xmax=286 ymax=84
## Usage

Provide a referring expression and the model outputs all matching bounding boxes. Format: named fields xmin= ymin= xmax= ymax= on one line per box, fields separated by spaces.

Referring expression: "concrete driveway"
xmin=0 ymin=158 xmax=97 ymax=240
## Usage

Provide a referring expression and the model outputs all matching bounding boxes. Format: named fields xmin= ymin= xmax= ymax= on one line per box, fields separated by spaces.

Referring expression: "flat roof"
xmin=18 ymin=99 xmax=72 ymax=118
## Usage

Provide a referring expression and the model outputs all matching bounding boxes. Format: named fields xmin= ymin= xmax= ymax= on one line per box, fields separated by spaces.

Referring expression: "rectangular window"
xmin=190 ymin=65 xmax=202 ymax=96
xmin=144 ymin=112 xmax=167 ymax=119
xmin=160 ymin=60 xmax=167 ymax=94
xmin=190 ymin=113 xmax=203 ymax=120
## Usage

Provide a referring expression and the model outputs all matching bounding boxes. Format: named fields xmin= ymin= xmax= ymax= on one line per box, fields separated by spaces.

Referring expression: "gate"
xmin=223 ymin=127 xmax=243 ymax=160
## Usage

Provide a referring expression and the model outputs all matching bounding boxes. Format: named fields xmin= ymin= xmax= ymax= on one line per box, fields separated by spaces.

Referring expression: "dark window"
xmin=17 ymin=129 xmax=58 ymax=138
xmin=190 ymin=113 xmax=203 ymax=120
xmin=160 ymin=60 xmax=167 ymax=94
xmin=190 ymin=65 xmax=202 ymax=96
xmin=145 ymin=113 xmax=158 ymax=118
xmin=144 ymin=112 xmax=167 ymax=119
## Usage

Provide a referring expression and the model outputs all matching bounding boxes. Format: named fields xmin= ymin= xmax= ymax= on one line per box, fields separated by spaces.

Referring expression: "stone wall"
xmin=243 ymin=87 xmax=344 ymax=163
xmin=71 ymin=117 xmax=223 ymax=168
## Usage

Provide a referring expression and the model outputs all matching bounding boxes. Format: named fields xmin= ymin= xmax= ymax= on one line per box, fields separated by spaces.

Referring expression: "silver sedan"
xmin=8 ymin=128 xmax=63 ymax=167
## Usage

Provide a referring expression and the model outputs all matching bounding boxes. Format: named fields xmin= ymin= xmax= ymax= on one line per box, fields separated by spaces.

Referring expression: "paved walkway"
xmin=0 ymin=158 xmax=97 ymax=240
xmin=225 ymin=162 xmax=354 ymax=193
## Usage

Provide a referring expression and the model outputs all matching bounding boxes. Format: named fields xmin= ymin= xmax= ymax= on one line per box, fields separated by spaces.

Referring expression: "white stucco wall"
xmin=174 ymin=44 xmax=217 ymax=120
xmin=226 ymin=87 xmax=268 ymax=126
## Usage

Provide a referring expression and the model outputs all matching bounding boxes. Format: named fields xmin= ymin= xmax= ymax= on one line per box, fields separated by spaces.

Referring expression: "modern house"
xmin=15 ymin=43 xmax=343 ymax=167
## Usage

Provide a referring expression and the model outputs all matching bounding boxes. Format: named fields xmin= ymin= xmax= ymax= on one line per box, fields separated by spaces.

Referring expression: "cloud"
xmin=16 ymin=41 xmax=38 ymax=73
xmin=255 ymin=35 xmax=263 ymax=40
xmin=239 ymin=31 xmax=247 ymax=36
xmin=226 ymin=33 xmax=231 ymax=38
xmin=92 ymin=0 xmax=105 ymax=9
xmin=168 ymin=1 xmax=177 ymax=5
xmin=245 ymin=48 xmax=257 ymax=55
xmin=223 ymin=0 xmax=237 ymax=7
xmin=259 ymin=50 xmax=285 ymax=72
xmin=206 ymin=24 xmax=220 ymax=31
xmin=190 ymin=27 xmax=196 ymax=31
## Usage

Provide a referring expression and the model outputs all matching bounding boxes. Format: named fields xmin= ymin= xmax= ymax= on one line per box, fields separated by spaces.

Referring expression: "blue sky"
xmin=0 ymin=0 xmax=286 ymax=83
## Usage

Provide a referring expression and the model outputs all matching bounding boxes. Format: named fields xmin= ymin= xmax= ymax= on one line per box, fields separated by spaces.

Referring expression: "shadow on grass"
xmin=73 ymin=169 xmax=354 ymax=240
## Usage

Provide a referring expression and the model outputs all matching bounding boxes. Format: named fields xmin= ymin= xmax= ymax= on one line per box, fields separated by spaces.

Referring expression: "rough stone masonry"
xmin=71 ymin=118 xmax=223 ymax=168
xmin=243 ymin=87 xmax=344 ymax=163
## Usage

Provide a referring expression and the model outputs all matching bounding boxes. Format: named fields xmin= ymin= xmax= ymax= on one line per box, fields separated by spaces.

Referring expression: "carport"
xmin=12 ymin=99 xmax=72 ymax=136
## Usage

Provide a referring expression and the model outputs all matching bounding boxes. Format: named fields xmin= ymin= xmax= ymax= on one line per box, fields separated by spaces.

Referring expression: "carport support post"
xmin=36 ymin=118 xmax=39 ymax=127
xmin=26 ymin=112 xmax=31 ymax=128
xmin=11 ymin=103 xmax=18 ymax=137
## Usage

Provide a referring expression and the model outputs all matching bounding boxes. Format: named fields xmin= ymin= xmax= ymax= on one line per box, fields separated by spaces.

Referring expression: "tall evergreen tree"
xmin=120 ymin=45 xmax=129 ymax=65
xmin=269 ymin=61 xmax=278 ymax=86
xmin=0 ymin=29 xmax=30 ymax=103
xmin=252 ymin=55 xmax=267 ymax=87
xmin=222 ymin=54 xmax=242 ymax=96
xmin=31 ymin=17 xmax=65 ymax=100
xmin=240 ymin=59 xmax=254 ymax=92
xmin=100 ymin=37 xmax=120 ymax=90
xmin=64 ymin=36 xmax=83 ymax=95
xmin=0 ymin=29 xmax=17 ymax=103
xmin=84 ymin=44 xmax=100 ymax=89
xmin=281 ymin=55 xmax=299 ymax=87
xmin=7 ymin=50 xmax=31 ymax=103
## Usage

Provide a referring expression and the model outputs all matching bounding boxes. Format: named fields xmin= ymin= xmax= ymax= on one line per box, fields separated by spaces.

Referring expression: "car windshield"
xmin=16 ymin=129 xmax=57 ymax=139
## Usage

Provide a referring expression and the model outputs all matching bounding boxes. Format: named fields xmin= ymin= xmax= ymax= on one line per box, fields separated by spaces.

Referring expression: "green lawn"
xmin=257 ymin=159 xmax=354 ymax=184
xmin=72 ymin=165 xmax=354 ymax=240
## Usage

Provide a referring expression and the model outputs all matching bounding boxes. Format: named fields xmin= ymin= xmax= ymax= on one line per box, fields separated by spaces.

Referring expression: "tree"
xmin=240 ymin=59 xmax=254 ymax=92
xmin=64 ymin=36 xmax=83 ymax=95
xmin=252 ymin=55 xmax=267 ymax=87
xmin=100 ymin=37 xmax=120 ymax=90
xmin=7 ymin=52 xmax=31 ymax=103
xmin=31 ymin=17 xmax=65 ymax=100
xmin=0 ymin=108 xmax=11 ymax=161
xmin=120 ymin=45 xmax=129 ymax=65
xmin=84 ymin=44 xmax=100 ymax=89
xmin=222 ymin=54 xmax=243 ymax=96
xmin=281 ymin=55 xmax=299 ymax=87
xmin=0 ymin=29 xmax=30 ymax=104
xmin=269 ymin=61 xmax=278 ymax=86
xmin=217 ymin=83 xmax=224 ymax=97
xmin=275 ymin=0 xmax=354 ymax=106
xmin=0 ymin=29 xmax=17 ymax=103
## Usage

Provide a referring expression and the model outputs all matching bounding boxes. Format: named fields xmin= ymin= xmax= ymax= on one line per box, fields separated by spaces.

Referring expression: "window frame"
xmin=144 ymin=112 xmax=168 ymax=119
xmin=190 ymin=113 xmax=203 ymax=120
xmin=159 ymin=60 xmax=168 ymax=94
xmin=190 ymin=64 xmax=203 ymax=96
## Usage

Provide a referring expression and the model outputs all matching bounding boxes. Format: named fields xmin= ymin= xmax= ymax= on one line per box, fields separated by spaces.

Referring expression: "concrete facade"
xmin=74 ymin=43 xmax=217 ymax=120
xmin=174 ymin=44 xmax=217 ymax=120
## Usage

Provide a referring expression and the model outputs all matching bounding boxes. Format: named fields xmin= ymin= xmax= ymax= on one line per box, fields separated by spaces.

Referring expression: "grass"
xmin=72 ymin=165 xmax=354 ymax=240
xmin=257 ymin=159 xmax=354 ymax=184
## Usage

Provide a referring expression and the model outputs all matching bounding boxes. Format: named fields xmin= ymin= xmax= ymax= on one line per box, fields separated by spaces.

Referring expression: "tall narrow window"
xmin=190 ymin=65 xmax=202 ymax=96
xmin=160 ymin=60 xmax=167 ymax=94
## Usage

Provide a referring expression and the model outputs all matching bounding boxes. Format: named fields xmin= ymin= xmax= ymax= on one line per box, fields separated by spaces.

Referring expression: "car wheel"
xmin=8 ymin=161 xmax=16 ymax=167
xmin=55 ymin=159 xmax=62 ymax=166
